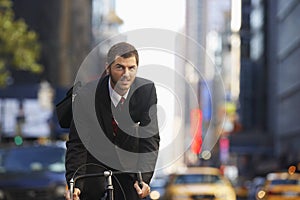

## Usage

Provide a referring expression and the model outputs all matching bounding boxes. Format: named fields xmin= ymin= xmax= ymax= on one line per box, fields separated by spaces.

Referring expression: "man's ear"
xmin=105 ymin=64 xmax=110 ymax=74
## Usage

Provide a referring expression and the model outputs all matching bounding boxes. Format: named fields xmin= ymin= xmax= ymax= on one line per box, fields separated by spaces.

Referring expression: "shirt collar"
xmin=108 ymin=77 xmax=129 ymax=107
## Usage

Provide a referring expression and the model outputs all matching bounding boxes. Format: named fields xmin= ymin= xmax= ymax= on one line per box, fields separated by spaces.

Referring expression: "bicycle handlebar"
xmin=69 ymin=171 xmax=143 ymax=200
xmin=70 ymin=170 xmax=114 ymax=200
xmin=73 ymin=170 xmax=113 ymax=182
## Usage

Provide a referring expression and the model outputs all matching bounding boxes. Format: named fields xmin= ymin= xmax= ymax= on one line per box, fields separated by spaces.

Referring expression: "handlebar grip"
xmin=137 ymin=171 xmax=143 ymax=188
xmin=69 ymin=178 xmax=74 ymax=200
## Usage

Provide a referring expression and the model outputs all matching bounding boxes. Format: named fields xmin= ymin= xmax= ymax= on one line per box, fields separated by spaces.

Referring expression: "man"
xmin=65 ymin=42 xmax=160 ymax=200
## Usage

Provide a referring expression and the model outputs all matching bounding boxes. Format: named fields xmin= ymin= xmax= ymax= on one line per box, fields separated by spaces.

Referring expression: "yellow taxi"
xmin=256 ymin=172 xmax=300 ymax=200
xmin=233 ymin=179 xmax=249 ymax=200
xmin=163 ymin=167 xmax=236 ymax=200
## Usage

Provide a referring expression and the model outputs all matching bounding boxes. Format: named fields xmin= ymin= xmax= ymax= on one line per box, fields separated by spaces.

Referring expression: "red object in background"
xmin=220 ymin=137 xmax=230 ymax=163
xmin=190 ymin=109 xmax=202 ymax=154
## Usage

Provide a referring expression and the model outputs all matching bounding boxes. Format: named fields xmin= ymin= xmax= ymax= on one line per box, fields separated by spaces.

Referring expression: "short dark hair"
xmin=107 ymin=42 xmax=139 ymax=67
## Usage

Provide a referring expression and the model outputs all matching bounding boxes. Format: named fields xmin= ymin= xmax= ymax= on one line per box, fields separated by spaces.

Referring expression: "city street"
xmin=1 ymin=0 xmax=300 ymax=199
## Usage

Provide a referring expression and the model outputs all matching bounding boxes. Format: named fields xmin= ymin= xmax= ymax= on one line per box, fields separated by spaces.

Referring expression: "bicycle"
xmin=68 ymin=164 xmax=144 ymax=200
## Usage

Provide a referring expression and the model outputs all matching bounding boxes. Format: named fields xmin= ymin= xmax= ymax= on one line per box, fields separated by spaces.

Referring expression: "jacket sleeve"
xmin=65 ymin=120 xmax=87 ymax=191
xmin=65 ymin=93 xmax=88 ymax=191
xmin=137 ymin=83 xmax=160 ymax=184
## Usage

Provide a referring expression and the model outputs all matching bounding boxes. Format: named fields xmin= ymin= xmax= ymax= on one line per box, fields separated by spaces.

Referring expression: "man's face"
xmin=107 ymin=55 xmax=138 ymax=95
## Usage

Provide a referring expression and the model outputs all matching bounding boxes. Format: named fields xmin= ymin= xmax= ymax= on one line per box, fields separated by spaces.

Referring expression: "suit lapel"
xmin=94 ymin=77 xmax=141 ymax=143
xmin=127 ymin=78 xmax=138 ymax=107
xmin=95 ymin=76 xmax=115 ymax=141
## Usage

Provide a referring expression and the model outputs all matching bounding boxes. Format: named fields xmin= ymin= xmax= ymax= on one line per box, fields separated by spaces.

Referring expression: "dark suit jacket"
xmin=65 ymin=75 xmax=160 ymax=199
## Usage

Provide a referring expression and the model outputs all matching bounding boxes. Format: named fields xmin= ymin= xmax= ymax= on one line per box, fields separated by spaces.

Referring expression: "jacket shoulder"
xmin=134 ymin=77 xmax=155 ymax=88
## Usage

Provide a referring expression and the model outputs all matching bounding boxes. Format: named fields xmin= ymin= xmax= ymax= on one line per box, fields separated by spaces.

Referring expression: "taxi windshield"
xmin=174 ymin=174 xmax=223 ymax=184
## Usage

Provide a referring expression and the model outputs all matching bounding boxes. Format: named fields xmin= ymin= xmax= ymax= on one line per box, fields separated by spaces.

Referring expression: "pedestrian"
xmin=65 ymin=42 xmax=160 ymax=200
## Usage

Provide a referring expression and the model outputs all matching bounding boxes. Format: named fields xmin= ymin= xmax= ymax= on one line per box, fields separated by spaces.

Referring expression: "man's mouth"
xmin=120 ymin=79 xmax=130 ymax=84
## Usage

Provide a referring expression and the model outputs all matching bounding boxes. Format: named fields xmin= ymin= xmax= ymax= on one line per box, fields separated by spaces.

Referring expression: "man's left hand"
xmin=134 ymin=181 xmax=151 ymax=198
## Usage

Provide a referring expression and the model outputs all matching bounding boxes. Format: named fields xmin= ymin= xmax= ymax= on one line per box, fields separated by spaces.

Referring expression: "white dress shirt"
xmin=108 ymin=77 xmax=129 ymax=107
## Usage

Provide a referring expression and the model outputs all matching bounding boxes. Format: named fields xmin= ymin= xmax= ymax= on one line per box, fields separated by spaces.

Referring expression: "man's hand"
xmin=65 ymin=188 xmax=81 ymax=200
xmin=134 ymin=181 xmax=151 ymax=199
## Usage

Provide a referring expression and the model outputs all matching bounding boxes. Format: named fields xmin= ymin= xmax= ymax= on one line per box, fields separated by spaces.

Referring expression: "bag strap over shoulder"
xmin=55 ymin=81 xmax=81 ymax=128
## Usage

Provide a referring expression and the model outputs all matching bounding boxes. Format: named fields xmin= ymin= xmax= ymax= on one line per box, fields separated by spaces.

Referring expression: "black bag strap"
xmin=56 ymin=81 xmax=81 ymax=128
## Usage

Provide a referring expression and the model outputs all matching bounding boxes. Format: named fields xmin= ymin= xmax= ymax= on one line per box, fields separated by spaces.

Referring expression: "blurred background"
xmin=0 ymin=0 xmax=300 ymax=199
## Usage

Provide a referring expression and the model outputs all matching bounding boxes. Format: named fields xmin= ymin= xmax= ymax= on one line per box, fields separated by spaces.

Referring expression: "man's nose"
xmin=123 ymin=68 xmax=130 ymax=77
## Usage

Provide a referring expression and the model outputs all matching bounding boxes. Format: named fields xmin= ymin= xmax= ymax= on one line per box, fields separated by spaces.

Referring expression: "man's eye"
xmin=129 ymin=67 xmax=136 ymax=71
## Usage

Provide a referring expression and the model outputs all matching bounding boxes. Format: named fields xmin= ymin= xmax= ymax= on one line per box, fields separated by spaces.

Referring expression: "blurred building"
xmin=229 ymin=0 xmax=272 ymax=178
xmin=182 ymin=0 xmax=207 ymax=165
xmin=266 ymin=0 xmax=300 ymax=168
xmin=181 ymin=0 xmax=300 ymax=179
xmin=182 ymin=0 xmax=232 ymax=167
xmin=3 ymin=0 xmax=123 ymax=139
xmin=12 ymin=0 xmax=93 ymax=88
xmin=93 ymin=0 xmax=123 ymax=44
xmin=12 ymin=0 xmax=123 ymax=88
xmin=229 ymin=0 xmax=300 ymax=177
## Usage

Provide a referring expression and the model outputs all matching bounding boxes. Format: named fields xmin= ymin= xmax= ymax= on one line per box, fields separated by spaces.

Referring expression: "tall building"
xmin=266 ymin=0 xmax=300 ymax=167
xmin=231 ymin=0 xmax=300 ymax=177
xmin=183 ymin=0 xmax=231 ymax=167
xmin=1 ymin=0 xmax=93 ymax=139
xmin=229 ymin=0 xmax=274 ymax=177
xmin=12 ymin=0 xmax=93 ymax=87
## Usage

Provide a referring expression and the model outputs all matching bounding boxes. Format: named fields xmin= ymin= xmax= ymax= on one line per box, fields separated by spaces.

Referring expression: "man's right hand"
xmin=65 ymin=188 xmax=81 ymax=200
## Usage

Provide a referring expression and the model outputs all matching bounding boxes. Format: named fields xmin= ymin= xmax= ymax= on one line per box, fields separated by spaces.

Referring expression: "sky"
xmin=116 ymin=0 xmax=185 ymax=32
xmin=115 ymin=0 xmax=186 ymax=152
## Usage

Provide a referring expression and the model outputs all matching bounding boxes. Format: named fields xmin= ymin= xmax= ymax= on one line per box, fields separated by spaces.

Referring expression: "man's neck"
xmin=109 ymin=80 xmax=127 ymax=96
xmin=108 ymin=77 xmax=130 ymax=107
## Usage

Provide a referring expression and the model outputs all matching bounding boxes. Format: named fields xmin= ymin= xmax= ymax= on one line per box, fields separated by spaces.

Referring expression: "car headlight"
xmin=149 ymin=190 xmax=160 ymax=200
xmin=256 ymin=190 xmax=266 ymax=200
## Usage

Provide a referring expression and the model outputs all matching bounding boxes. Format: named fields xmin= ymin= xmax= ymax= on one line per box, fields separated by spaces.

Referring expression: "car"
xmin=256 ymin=172 xmax=300 ymax=200
xmin=233 ymin=178 xmax=249 ymax=200
xmin=0 ymin=143 xmax=66 ymax=200
xmin=163 ymin=167 xmax=236 ymax=200
xmin=247 ymin=176 xmax=265 ymax=200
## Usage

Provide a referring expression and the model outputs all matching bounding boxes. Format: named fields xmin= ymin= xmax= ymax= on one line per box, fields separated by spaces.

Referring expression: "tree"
xmin=0 ymin=0 xmax=43 ymax=86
